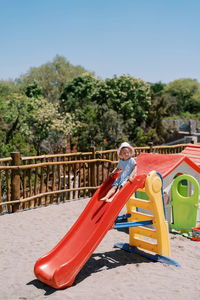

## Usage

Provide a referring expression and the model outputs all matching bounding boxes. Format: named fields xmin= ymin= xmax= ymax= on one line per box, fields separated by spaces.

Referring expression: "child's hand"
xmin=128 ymin=175 xmax=134 ymax=182
xmin=109 ymin=168 xmax=119 ymax=177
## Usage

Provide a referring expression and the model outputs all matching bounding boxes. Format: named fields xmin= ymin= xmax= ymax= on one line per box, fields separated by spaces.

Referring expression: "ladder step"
xmin=114 ymin=220 xmax=153 ymax=229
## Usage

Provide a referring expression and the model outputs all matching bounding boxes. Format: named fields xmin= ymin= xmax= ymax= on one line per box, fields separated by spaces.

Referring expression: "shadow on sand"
xmin=27 ymin=247 xmax=152 ymax=296
xmin=75 ymin=248 xmax=152 ymax=285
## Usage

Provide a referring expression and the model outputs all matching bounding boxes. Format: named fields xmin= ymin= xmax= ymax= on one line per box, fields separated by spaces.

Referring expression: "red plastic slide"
xmin=34 ymin=173 xmax=146 ymax=289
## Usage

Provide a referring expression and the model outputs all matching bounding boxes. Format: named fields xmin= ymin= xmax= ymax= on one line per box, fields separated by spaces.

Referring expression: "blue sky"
xmin=0 ymin=0 xmax=200 ymax=83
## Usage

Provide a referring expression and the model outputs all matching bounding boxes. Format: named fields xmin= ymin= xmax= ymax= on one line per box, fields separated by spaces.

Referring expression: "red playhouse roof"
xmin=181 ymin=144 xmax=200 ymax=166
xmin=136 ymin=152 xmax=200 ymax=179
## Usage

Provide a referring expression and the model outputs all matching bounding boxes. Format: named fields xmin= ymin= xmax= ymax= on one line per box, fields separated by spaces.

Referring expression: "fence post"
xmin=90 ymin=147 xmax=97 ymax=192
xmin=11 ymin=152 xmax=21 ymax=212
xmin=0 ymin=171 xmax=2 ymax=214
xmin=148 ymin=142 xmax=153 ymax=153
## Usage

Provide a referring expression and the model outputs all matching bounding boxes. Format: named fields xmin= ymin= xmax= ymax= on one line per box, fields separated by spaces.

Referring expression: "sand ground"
xmin=1 ymin=198 xmax=200 ymax=300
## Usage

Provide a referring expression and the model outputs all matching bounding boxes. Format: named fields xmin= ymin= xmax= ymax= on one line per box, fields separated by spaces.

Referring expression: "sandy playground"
xmin=1 ymin=198 xmax=200 ymax=300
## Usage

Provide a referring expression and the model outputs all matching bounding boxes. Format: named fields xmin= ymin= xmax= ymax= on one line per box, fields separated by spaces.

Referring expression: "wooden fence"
xmin=0 ymin=144 xmax=187 ymax=214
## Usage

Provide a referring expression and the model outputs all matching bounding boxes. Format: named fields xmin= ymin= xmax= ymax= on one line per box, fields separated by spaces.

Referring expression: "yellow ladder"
xmin=127 ymin=171 xmax=170 ymax=256
xmin=114 ymin=171 xmax=180 ymax=266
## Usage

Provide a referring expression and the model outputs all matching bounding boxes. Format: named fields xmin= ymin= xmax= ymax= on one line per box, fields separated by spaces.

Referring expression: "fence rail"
xmin=0 ymin=144 xmax=187 ymax=214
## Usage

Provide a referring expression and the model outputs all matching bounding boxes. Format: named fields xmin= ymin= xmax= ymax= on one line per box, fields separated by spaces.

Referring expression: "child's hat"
xmin=117 ymin=142 xmax=135 ymax=158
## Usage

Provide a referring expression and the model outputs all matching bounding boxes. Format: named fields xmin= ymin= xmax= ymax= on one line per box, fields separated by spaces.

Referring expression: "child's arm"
xmin=110 ymin=167 xmax=120 ymax=176
xmin=128 ymin=165 xmax=137 ymax=182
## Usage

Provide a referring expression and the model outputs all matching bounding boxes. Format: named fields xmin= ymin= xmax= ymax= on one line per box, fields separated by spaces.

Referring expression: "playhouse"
xmin=136 ymin=152 xmax=200 ymax=188
xmin=135 ymin=152 xmax=200 ymax=224
xmin=181 ymin=143 xmax=200 ymax=166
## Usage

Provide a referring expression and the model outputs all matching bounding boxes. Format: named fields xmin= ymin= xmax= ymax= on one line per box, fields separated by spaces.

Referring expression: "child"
xmin=100 ymin=142 xmax=137 ymax=202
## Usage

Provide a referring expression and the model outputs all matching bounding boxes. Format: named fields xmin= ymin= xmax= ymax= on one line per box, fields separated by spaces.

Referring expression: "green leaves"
xmin=19 ymin=55 xmax=92 ymax=103
xmin=0 ymin=93 xmax=75 ymax=156
xmin=165 ymin=78 xmax=200 ymax=113
xmin=1 ymin=55 xmax=200 ymax=155
xmin=60 ymin=74 xmax=151 ymax=149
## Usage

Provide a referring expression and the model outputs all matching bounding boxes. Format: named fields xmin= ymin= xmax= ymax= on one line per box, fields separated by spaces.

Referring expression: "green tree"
xmin=134 ymin=127 xmax=160 ymax=146
xmin=94 ymin=75 xmax=151 ymax=140
xmin=74 ymin=104 xmax=99 ymax=151
xmin=104 ymin=75 xmax=151 ymax=122
xmin=60 ymin=74 xmax=98 ymax=112
xmin=18 ymin=55 xmax=93 ymax=103
xmin=188 ymin=89 xmax=200 ymax=113
xmin=97 ymin=106 xmax=126 ymax=149
xmin=0 ymin=93 xmax=75 ymax=156
xmin=145 ymin=82 xmax=173 ymax=144
xmin=25 ymin=81 xmax=43 ymax=99
xmin=165 ymin=78 xmax=200 ymax=113
xmin=0 ymin=80 xmax=20 ymax=96
xmin=0 ymin=93 xmax=37 ymax=157
xmin=150 ymin=81 xmax=166 ymax=97
xmin=60 ymin=74 xmax=151 ymax=148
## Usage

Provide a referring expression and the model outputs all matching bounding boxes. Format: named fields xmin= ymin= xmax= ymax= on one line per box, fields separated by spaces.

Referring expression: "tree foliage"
xmin=25 ymin=81 xmax=43 ymax=99
xmin=1 ymin=55 xmax=200 ymax=156
xmin=165 ymin=78 xmax=200 ymax=113
xmin=18 ymin=55 xmax=92 ymax=103
xmin=0 ymin=92 xmax=75 ymax=156
xmin=145 ymin=82 xmax=173 ymax=144
xmin=60 ymin=74 xmax=151 ymax=149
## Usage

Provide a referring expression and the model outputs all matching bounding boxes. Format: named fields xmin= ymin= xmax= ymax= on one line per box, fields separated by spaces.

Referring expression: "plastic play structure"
xmin=181 ymin=143 xmax=200 ymax=167
xmin=131 ymin=152 xmax=200 ymax=233
xmin=170 ymin=174 xmax=200 ymax=232
xmin=115 ymin=171 xmax=178 ymax=265
xmin=34 ymin=170 xmax=179 ymax=289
